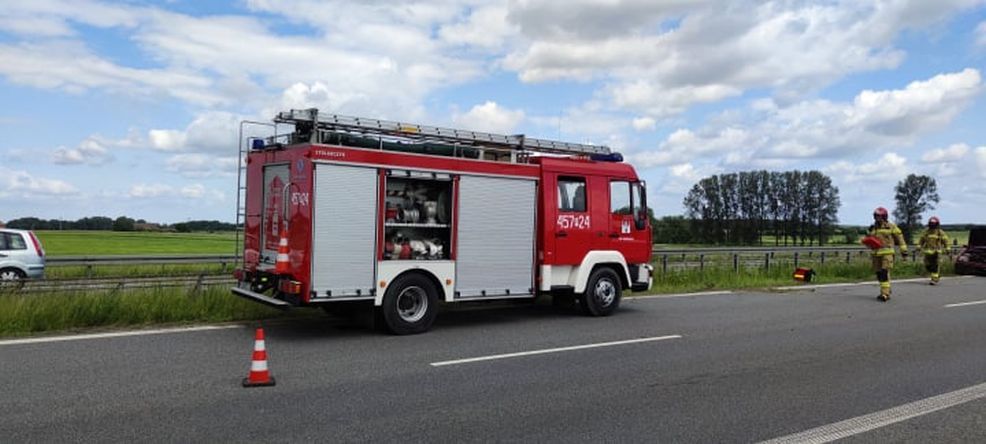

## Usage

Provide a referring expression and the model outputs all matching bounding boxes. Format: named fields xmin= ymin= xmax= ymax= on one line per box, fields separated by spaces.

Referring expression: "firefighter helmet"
xmin=929 ymin=216 xmax=940 ymax=228
xmin=873 ymin=207 xmax=889 ymax=220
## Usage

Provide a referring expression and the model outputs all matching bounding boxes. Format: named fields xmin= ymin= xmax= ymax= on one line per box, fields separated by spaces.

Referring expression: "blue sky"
xmin=1 ymin=0 xmax=985 ymax=225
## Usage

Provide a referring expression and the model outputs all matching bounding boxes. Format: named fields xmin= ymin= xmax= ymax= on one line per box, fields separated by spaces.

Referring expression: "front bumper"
xmin=631 ymin=263 xmax=654 ymax=292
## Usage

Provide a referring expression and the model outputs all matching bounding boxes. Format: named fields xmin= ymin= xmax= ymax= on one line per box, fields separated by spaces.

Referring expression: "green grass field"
xmin=35 ymin=231 xmax=237 ymax=256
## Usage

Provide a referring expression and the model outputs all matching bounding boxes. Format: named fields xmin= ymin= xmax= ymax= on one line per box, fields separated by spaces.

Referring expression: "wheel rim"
xmin=593 ymin=278 xmax=616 ymax=307
xmin=396 ymin=286 xmax=428 ymax=323
xmin=0 ymin=270 xmax=20 ymax=281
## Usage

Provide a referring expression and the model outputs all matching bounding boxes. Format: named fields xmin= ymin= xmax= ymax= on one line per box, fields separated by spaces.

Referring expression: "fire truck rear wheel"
xmin=581 ymin=267 xmax=622 ymax=317
xmin=379 ymin=273 xmax=439 ymax=335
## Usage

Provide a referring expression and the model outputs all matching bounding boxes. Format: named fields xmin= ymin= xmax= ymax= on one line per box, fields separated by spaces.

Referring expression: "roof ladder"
xmin=273 ymin=108 xmax=612 ymax=157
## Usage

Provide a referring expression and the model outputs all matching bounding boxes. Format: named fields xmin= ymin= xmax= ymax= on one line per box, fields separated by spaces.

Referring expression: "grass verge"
xmin=640 ymin=258 xmax=953 ymax=295
xmin=0 ymin=286 xmax=301 ymax=337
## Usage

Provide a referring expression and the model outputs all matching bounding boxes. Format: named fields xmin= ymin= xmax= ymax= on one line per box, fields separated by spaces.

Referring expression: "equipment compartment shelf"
xmin=382 ymin=174 xmax=453 ymax=261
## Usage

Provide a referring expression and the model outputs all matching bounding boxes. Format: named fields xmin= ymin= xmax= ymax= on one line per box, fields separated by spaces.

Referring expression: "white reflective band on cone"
xmin=276 ymin=254 xmax=289 ymax=261
xmin=254 ymin=340 xmax=265 ymax=351
xmin=251 ymin=360 xmax=268 ymax=372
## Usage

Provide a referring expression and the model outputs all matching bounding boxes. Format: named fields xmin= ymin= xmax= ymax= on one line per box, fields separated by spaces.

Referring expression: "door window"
xmin=558 ymin=177 xmax=586 ymax=212
xmin=2 ymin=233 xmax=27 ymax=250
xmin=610 ymin=181 xmax=632 ymax=215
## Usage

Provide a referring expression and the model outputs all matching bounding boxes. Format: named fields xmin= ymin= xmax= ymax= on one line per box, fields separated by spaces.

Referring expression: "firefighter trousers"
xmin=871 ymin=254 xmax=894 ymax=298
xmin=924 ymin=253 xmax=940 ymax=283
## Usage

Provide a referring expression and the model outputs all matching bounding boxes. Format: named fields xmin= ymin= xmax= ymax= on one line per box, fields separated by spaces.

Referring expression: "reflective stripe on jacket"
xmin=919 ymin=228 xmax=950 ymax=255
xmin=868 ymin=221 xmax=907 ymax=256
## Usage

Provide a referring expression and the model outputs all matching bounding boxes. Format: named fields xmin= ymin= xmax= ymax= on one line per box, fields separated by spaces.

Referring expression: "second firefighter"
xmin=918 ymin=216 xmax=950 ymax=285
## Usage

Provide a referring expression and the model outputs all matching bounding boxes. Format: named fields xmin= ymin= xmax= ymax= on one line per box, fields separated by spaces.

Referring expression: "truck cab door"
xmin=607 ymin=180 xmax=651 ymax=264
xmin=552 ymin=175 xmax=593 ymax=265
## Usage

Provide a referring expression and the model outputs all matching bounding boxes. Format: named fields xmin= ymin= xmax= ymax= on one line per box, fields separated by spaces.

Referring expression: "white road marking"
xmin=632 ymin=290 xmax=733 ymax=300
xmin=944 ymin=300 xmax=986 ymax=308
xmin=0 ymin=325 xmax=243 ymax=346
xmin=759 ymin=381 xmax=986 ymax=444
xmin=775 ymin=276 xmax=970 ymax=291
xmin=430 ymin=334 xmax=682 ymax=367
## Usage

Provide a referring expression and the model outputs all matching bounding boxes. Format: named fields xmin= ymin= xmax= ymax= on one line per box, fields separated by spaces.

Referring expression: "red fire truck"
xmin=233 ymin=109 xmax=652 ymax=334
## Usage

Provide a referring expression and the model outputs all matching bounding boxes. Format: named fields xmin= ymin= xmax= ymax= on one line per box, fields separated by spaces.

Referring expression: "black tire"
xmin=378 ymin=273 xmax=439 ymax=335
xmin=0 ymin=268 xmax=26 ymax=291
xmin=580 ymin=267 xmax=622 ymax=317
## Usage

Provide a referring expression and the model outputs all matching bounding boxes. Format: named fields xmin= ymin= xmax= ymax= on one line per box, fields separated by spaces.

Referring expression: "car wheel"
xmin=378 ymin=273 xmax=439 ymax=335
xmin=0 ymin=268 xmax=26 ymax=291
xmin=580 ymin=267 xmax=622 ymax=317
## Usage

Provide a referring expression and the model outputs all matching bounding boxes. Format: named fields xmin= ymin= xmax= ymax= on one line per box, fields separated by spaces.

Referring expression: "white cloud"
xmin=632 ymin=117 xmax=656 ymax=131
xmin=631 ymin=69 xmax=982 ymax=168
xmin=149 ymin=112 xmax=241 ymax=153
xmin=976 ymin=21 xmax=986 ymax=47
xmin=439 ymin=5 xmax=516 ymax=49
xmin=921 ymin=143 xmax=970 ymax=163
xmin=165 ymin=154 xmax=239 ymax=178
xmin=128 ymin=183 xmax=173 ymax=198
xmin=503 ymin=1 xmax=981 ymax=116
xmin=127 ymin=182 xmax=223 ymax=200
xmin=452 ymin=101 xmax=526 ymax=133
xmin=51 ymin=138 xmax=112 ymax=165
xmin=0 ymin=167 xmax=78 ymax=197
xmin=824 ymin=152 xmax=910 ymax=184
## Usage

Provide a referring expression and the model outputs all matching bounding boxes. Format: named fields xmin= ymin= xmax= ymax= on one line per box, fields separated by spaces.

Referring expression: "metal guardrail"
xmin=46 ymin=255 xmax=238 ymax=266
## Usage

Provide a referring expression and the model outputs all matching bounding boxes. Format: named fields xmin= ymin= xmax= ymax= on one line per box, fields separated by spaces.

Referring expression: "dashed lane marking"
xmin=0 ymin=325 xmax=244 ymax=346
xmin=944 ymin=299 xmax=986 ymax=308
xmin=759 ymin=381 xmax=986 ymax=444
xmin=431 ymin=334 xmax=682 ymax=367
xmin=631 ymin=290 xmax=733 ymax=300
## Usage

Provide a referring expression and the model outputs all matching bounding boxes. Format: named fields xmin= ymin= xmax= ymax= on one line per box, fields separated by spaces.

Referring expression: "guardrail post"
xmin=699 ymin=254 xmax=705 ymax=271
xmin=220 ymin=261 xmax=228 ymax=273
xmin=733 ymin=253 xmax=738 ymax=272
xmin=794 ymin=251 xmax=799 ymax=268
xmin=86 ymin=265 xmax=93 ymax=279
xmin=662 ymin=255 xmax=668 ymax=274
xmin=193 ymin=273 xmax=205 ymax=295
xmin=820 ymin=251 xmax=826 ymax=264
xmin=764 ymin=252 xmax=770 ymax=271
xmin=845 ymin=251 xmax=850 ymax=264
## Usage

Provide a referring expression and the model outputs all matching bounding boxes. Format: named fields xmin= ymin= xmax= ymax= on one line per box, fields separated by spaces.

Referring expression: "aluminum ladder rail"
xmin=235 ymin=120 xmax=279 ymax=266
xmin=274 ymin=108 xmax=612 ymax=156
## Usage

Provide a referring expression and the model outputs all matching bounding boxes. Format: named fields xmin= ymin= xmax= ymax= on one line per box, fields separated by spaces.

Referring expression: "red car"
xmin=954 ymin=227 xmax=986 ymax=276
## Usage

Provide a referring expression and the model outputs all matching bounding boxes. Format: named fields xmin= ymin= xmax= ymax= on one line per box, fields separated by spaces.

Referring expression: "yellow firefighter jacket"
xmin=919 ymin=228 xmax=950 ymax=255
xmin=868 ymin=220 xmax=908 ymax=256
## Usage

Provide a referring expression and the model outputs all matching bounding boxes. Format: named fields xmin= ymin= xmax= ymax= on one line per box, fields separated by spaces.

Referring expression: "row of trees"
xmin=681 ymin=170 xmax=841 ymax=245
xmin=4 ymin=217 xmax=236 ymax=232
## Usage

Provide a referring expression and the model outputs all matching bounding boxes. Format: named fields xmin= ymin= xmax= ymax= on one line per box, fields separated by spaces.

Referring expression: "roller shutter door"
xmin=456 ymin=175 xmax=536 ymax=297
xmin=311 ymin=164 xmax=378 ymax=297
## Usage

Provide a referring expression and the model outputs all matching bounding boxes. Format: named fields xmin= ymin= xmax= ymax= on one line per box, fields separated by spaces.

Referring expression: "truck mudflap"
xmin=232 ymin=284 xmax=292 ymax=308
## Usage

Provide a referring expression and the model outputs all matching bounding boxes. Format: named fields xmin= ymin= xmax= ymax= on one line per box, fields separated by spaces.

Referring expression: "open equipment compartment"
xmin=382 ymin=169 xmax=453 ymax=261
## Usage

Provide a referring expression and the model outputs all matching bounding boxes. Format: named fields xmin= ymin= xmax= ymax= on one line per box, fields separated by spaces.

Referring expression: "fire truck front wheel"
xmin=378 ymin=273 xmax=439 ymax=335
xmin=581 ymin=267 xmax=622 ymax=317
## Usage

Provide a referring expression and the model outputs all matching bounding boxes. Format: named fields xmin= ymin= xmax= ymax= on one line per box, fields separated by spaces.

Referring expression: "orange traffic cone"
xmin=274 ymin=225 xmax=290 ymax=274
xmin=242 ymin=327 xmax=275 ymax=387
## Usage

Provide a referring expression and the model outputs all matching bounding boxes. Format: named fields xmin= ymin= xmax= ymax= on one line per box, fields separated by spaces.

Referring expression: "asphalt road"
xmin=2 ymin=277 xmax=985 ymax=443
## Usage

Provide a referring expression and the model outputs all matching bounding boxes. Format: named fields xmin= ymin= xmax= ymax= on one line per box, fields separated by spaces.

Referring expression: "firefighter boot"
xmin=930 ymin=273 xmax=940 ymax=285
xmin=879 ymin=282 xmax=891 ymax=301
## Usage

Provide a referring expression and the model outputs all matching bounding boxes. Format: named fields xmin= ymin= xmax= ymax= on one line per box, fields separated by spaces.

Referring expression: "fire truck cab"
xmin=233 ymin=109 xmax=652 ymax=334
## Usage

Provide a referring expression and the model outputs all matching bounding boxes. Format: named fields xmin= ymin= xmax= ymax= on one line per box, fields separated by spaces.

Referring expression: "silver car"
xmin=0 ymin=228 xmax=46 ymax=280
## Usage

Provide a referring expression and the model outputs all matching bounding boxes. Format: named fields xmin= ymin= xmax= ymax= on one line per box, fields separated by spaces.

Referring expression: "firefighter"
xmin=918 ymin=216 xmax=950 ymax=285
xmin=868 ymin=207 xmax=908 ymax=301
